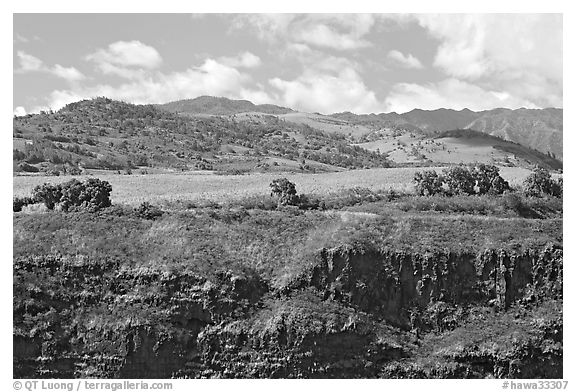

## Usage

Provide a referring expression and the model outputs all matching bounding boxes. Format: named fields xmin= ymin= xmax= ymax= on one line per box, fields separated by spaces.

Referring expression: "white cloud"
xmin=86 ymin=40 xmax=163 ymax=78
xmin=219 ymin=52 xmax=261 ymax=68
xmin=384 ymin=78 xmax=538 ymax=113
xmin=414 ymin=14 xmax=562 ymax=108
xmin=17 ymin=51 xmax=43 ymax=71
xmin=13 ymin=106 xmax=27 ymax=116
xmin=15 ymin=51 xmax=85 ymax=82
xmin=387 ymin=50 xmax=423 ymax=69
xmin=39 ymin=58 xmax=263 ymax=111
xmin=51 ymin=64 xmax=86 ymax=82
xmin=295 ymin=23 xmax=371 ymax=50
xmin=269 ymin=67 xmax=383 ymax=114
xmin=14 ymin=34 xmax=29 ymax=43
xmin=233 ymin=14 xmax=375 ymax=51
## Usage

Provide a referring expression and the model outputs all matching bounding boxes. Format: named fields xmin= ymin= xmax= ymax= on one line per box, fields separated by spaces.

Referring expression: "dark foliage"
xmin=270 ymin=178 xmax=299 ymax=207
xmin=414 ymin=170 xmax=444 ymax=196
xmin=13 ymin=196 xmax=36 ymax=212
xmin=442 ymin=166 xmax=476 ymax=195
xmin=134 ymin=202 xmax=164 ymax=220
xmin=414 ymin=164 xmax=510 ymax=197
xmin=523 ymin=168 xmax=562 ymax=197
xmin=471 ymin=163 xmax=510 ymax=195
xmin=32 ymin=178 xmax=112 ymax=212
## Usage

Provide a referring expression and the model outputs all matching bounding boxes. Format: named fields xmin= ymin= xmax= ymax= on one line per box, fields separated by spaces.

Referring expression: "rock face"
xmin=13 ymin=245 xmax=562 ymax=379
xmin=308 ymin=245 xmax=562 ymax=324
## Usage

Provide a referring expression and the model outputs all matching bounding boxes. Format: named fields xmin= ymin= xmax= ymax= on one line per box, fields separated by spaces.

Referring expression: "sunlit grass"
xmin=13 ymin=166 xmax=533 ymax=206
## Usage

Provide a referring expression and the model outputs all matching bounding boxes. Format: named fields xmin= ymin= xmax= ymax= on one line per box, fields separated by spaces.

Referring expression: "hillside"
xmin=333 ymin=107 xmax=562 ymax=160
xmin=13 ymin=98 xmax=390 ymax=176
xmin=465 ymin=108 xmax=562 ymax=161
xmin=13 ymin=97 xmax=562 ymax=176
xmin=158 ymin=96 xmax=294 ymax=116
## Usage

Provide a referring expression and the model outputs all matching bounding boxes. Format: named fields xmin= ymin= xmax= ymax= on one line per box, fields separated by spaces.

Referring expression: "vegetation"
xmin=414 ymin=164 xmax=510 ymax=196
xmin=30 ymin=178 xmax=112 ymax=212
xmin=13 ymin=97 xmax=390 ymax=175
xmin=13 ymin=198 xmax=562 ymax=378
xmin=134 ymin=201 xmax=164 ymax=220
xmin=523 ymin=168 xmax=562 ymax=197
xmin=12 ymin=100 xmax=564 ymax=379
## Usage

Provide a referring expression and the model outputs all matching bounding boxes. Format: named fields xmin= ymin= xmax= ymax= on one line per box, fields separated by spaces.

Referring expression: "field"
xmin=13 ymin=166 xmax=534 ymax=206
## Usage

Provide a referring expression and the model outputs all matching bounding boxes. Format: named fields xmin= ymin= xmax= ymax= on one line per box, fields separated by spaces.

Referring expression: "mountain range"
xmin=12 ymin=96 xmax=562 ymax=176
xmin=160 ymin=97 xmax=562 ymax=160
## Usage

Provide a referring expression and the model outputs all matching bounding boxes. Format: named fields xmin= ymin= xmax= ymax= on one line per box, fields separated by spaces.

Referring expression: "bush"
xmin=134 ymin=202 xmax=164 ymax=220
xmin=471 ymin=164 xmax=510 ymax=195
xmin=414 ymin=170 xmax=443 ymax=196
xmin=32 ymin=178 xmax=112 ymax=212
xmin=32 ymin=183 xmax=62 ymax=210
xmin=270 ymin=178 xmax=299 ymax=207
xmin=67 ymin=167 xmax=83 ymax=175
xmin=523 ymin=168 xmax=561 ymax=197
xmin=442 ymin=166 xmax=476 ymax=195
xmin=13 ymin=196 xmax=36 ymax=212
xmin=17 ymin=163 xmax=40 ymax=173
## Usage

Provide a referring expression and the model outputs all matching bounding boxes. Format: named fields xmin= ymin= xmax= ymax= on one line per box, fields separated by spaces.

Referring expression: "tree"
xmin=413 ymin=170 xmax=443 ymax=196
xmin=32 ymin=178 xmax=112 ymax=211
xmin=523 ymin=168 xmax=561 ymax=197
xmin=442 ymin=166 xmax=476 ymax=195
xmin=471 ymin=163 xmax=510 ymax=195
xmin=270 ymin=178 xmax=298 ymax=207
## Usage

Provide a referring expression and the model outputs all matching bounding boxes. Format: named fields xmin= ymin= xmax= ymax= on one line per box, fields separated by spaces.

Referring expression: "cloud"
xmin=86 ymin=40 xmax=163 ymax=78
xmin=233 ymin=14 xmax=375 ymax=51
xmin=219 ymin=52 xmax=261 ymax=68
xmin=295 ymin=23 xmax=371 ymax=50
xmin=14 ymin=34 xmax=29 ymax=43
xmin=13 ymin=106 xmax=27 ymax=116
xmin=51 ymin=64 xmax=86 ymax=82
xmin=15 ymin=51 xmax=85 ymax=82
xmin=387 ymin=50 xmax=423 ymax=69
xmin=269 ymin=67 xmax=383 ymax=114
xmin=17 ymin=51 xmax=43 ymax=71
xmin=414 ymin=14 xmax=562 ymax=108
xmin=37 ymin=58 xmax=266 ymax=111
xmin=384 ymin=78 xmax=538 ymax=113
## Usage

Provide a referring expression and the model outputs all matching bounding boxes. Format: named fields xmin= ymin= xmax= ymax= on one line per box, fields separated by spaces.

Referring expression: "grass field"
xmin=13 ymin=166 xmax=535 ymax=206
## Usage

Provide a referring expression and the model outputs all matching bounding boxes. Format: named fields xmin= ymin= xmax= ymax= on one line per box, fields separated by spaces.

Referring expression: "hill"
xmin=12 ymin=97 xmax=389 ymax=176
xmin=333 ymin=107 xmax=563 ymax=160
xmin=158 ymin=96 xmax=293 ymax=116
xmin=12 ymin=97 xmax=562 ymax=176
xmin=465 ymin=108 xmax=562 ymax=161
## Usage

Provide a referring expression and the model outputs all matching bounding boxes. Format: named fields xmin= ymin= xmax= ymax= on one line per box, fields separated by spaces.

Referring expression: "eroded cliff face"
xmin=13 ymin=245 xmax=562 ymax=379
xmin=307 ymin=245 xmax=562 ymax=327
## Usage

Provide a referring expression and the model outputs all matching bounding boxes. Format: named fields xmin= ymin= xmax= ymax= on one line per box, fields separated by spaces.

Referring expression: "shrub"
xmin=413 ymin=170 xmax=444 ymax=196
xmin=32 ymin=178 xmax=112 ymax=212
xmin=471 ymin=164 xmax=510 ymax=195
xmin=442 ymin=166 xmax=476 ymax=195
xmin=17 ymin=163 xmax=40 ymax=173
xmin=76 ymin=178 xmax=113 ymax=211
xmin=13 ymin=196 xmax=36 ymax=212
xmin=134 ymin=202 xmax=164 ymax=220
xmin=32 ymin=183 xmax=63 ymax=210
xmin=523 ymin=168 xmax=561 ymax=197
xmin=67 ymin=167 xmax=83 ymax=175
xmin=270 ymin=178 xmax=299 ymax=207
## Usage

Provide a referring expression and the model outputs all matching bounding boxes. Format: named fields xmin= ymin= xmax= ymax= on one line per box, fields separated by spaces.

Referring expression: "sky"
xmin=13 ymin=13 xmax=563 ymax=115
